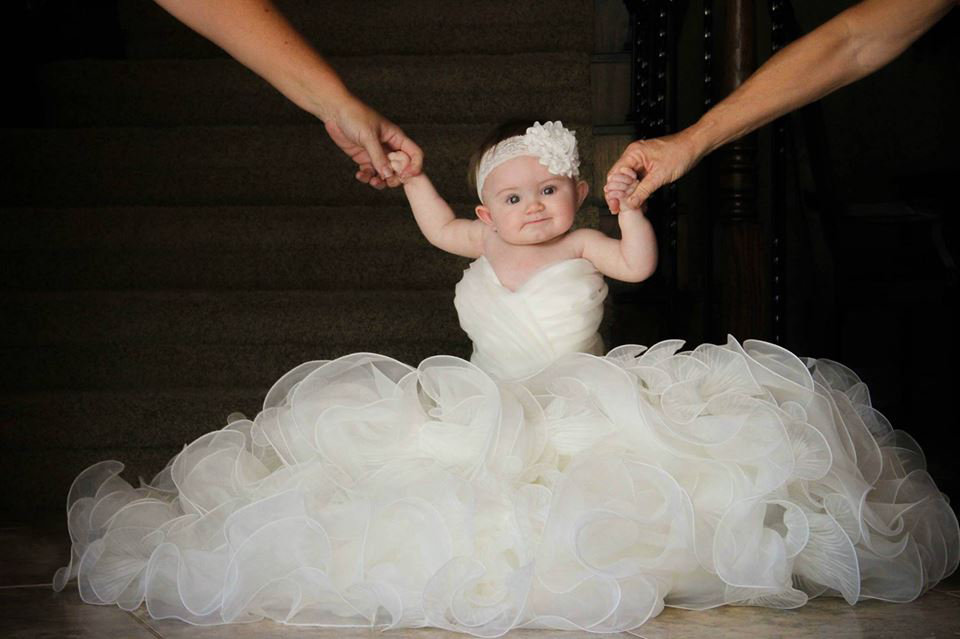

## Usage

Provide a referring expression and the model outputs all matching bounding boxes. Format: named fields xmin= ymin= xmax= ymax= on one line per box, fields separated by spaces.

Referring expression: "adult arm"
xmin=153 ymin=0 xmax=422 ymax=187
xmin=606 ymin=0 xmax=956 ymax=211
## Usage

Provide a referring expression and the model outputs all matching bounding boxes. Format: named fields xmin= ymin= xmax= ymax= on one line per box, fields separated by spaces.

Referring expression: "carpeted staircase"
xmin=0 ymin=0 xmax=597 ymax=520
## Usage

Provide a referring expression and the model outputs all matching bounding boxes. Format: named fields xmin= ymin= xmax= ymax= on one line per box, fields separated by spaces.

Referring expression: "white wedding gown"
xmin=55 ymin=257 xmax=959 ymax=637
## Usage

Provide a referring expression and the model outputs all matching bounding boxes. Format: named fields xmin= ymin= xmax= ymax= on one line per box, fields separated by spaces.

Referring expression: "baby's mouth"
xmin=523 ymin=218 xmax=549 ymax=227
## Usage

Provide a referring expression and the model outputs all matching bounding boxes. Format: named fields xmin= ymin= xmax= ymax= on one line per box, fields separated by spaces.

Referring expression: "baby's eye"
xmin=506 ymin=194 xmax=520 ymax=205
xmin=542 ymin=185 xmax=556 ymax=195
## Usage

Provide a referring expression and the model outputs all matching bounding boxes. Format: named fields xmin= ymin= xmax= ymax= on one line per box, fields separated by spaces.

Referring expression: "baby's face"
xmin=478 ymin=155 xmax=587 ymax=246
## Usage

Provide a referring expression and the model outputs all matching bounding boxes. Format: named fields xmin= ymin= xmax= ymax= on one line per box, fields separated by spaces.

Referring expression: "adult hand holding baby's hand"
xmin=603 ymin=167 xmax=649 ymax=217
xmin=604 ymin=132 xmax=702 ymax=212
xmin=387 ymin=151 xmax=415 ymax=184
xmin=324 ymin=95 xmax=424 ymax=190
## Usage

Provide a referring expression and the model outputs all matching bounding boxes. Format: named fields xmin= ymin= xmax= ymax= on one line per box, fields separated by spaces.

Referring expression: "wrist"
xmin=301 ymin=75 xmax=353 ymax=122
xmin=402 ymin=172 xmax=431 ymax=191
xmin=681 ymin=117 xmax=718 ymax=162
xmin=617 ymin=205 xmax=645 ymax=222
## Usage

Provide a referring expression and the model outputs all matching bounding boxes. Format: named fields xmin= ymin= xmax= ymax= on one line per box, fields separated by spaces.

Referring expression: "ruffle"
xmin=55 ymin=336 xmax=959 ymax=637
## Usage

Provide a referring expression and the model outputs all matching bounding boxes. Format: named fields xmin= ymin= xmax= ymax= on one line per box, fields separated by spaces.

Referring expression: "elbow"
xmin=837 ymin=7 xmax=912 ymax=80
xmin=622 ymin=256 xmax=658 ymax=283
xmin=424 ymin=233 xmax=443 ymax=249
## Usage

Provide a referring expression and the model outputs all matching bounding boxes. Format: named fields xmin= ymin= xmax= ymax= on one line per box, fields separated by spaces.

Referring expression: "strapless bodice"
xmin=453 ymin=256 xmax=608 ymax=379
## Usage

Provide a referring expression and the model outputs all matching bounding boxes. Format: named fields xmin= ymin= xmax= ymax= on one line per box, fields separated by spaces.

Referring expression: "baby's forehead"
xmin=484 ymin=155 xmax=567 ymax=189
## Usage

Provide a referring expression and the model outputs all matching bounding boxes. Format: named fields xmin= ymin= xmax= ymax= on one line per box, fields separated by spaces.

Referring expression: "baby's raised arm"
xmin=573 ymin=167 xmax=658 ymax=283
xmin=390 ymin=152 xmax=485 ymax=259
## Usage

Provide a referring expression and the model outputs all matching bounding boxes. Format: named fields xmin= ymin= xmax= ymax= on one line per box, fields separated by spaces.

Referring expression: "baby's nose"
xmin=527 ymin=200 xmax=545 ymax=213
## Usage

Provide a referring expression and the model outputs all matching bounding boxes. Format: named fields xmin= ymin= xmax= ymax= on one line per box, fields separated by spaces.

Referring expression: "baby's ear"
xmin=475 ymin=205 xmax=495 ymax=226
xmin=575 ymin=179 xmax=590 ymax=207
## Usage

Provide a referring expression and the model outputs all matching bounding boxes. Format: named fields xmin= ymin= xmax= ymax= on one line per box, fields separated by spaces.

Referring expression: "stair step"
xmin=0 ymin=338 xmax=470 ymax=391
xmin=0 ymin=204 xmax=468 ymax=291
xmin=0 ymin=446 xmax=181 ymax=518
xmin=3 ymin=289 xmax=460 ymax=347
xmin=32 ymin=53 xmax=590 ymax=127
xmin=2 ymin=288 xmax=469 ymax=391
xmin=1 ymin=205 xmax=600 ymax=250
xmin=0 ymin=205 xmax=599 ymax=291
xmin=1 ymin=124 xmax=594 ymax=206
xmin=1 ymin=246 xmax=465 ymax=292
xmin=117 ymin=0 xmax=593 ymax=59
xmin=1 ymin=388 xmax=266 ymax=450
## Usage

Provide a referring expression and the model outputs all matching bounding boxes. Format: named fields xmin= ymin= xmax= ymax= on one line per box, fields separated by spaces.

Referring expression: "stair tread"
xmin=116 ymin=0 xmax=593 ymax=58
xmin=1 ymin=123 xmax=594 ymax=206
xmin=1 ymin=387 xmax=270 ymax=450
xmin=0 ymin=247 xmax=467 ymax=291
xmin=0 ymin=205 xmax=601 ymax=291
xmin=0 ymin=447 xmax=180 ymax=517
xmin=0 ymin=341 xmax=472 ymax=392
xmin=32 ymin=54 xmax=590 ymax=126
xmin=4 ymin=288 xmax=463 ymax=346
xmin=0 ymin=205 xmax=600 ymax=249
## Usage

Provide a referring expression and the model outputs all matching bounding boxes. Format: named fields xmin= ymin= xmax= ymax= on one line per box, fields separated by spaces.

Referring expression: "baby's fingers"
xmin=604 ymin=189 xmax=627 ymax=213
xmin=387 ymin=151 xmax=409 ymax=172
xmin=604 ymin=174 xmax=635 ymax=191
xmin=604 ymin=178 xmax=632 ymax=191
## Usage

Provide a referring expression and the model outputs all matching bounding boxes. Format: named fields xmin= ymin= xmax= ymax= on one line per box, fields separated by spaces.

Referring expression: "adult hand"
xmin=323 ymin=96 xmax=424 ymax=190
xmin=604 ymin=132 xmax=703 ymax=212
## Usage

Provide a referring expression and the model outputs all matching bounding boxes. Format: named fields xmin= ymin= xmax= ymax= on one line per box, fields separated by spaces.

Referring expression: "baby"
xmin=388 ymin=120 xmax=658 ymax=291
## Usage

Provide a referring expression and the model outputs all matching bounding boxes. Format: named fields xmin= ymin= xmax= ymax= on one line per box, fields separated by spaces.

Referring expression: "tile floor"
xmin=2 ymin=522 xmax=958 ymax=639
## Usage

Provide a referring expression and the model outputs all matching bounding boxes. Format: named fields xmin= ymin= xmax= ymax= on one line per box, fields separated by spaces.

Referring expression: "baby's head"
xmin=468 ymin=120 xmax=589 ymax=246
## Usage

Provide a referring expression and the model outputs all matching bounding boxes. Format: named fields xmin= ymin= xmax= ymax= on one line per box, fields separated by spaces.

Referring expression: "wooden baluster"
xmin=626 ymin=0 xmax=681 ymax=339
xmin=710 ymin=0 xmax=769 ymax=340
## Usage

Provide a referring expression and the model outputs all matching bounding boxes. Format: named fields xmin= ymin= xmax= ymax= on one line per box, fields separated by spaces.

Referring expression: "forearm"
xmin=617 ymin=211 xmax=658 ymax=281
xmin=402 ymin=175 xmax=457 ymax=245
xmin=685 ymin=0 xmax=955 ymax=157
xmin=153 ymin=0 xmax=351 ymax=120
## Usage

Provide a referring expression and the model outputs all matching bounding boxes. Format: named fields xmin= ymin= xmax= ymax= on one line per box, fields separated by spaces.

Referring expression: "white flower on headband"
xmin=524 ymin=121 xmax=580 ymax=179
xmin=475 ymin=120 xmax=581 ymax=201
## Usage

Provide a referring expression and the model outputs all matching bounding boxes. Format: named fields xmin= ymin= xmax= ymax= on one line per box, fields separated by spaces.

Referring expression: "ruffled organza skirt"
xmin=54 ymin=336 xmax=959 ymax=637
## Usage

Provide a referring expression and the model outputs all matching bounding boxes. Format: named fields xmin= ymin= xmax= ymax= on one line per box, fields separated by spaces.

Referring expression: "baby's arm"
xmin=574 ymin=168 xmax=658 ymax=282
xmin=389 ymin=152 xmax=485 ymax=258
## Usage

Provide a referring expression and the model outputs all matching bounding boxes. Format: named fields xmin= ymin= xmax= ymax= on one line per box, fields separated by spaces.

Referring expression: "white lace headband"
xmin=475 ymin=121 xmax=580 ymax=202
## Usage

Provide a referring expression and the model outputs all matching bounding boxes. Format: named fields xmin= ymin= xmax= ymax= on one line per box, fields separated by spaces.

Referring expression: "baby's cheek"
xmin=557 ymin=207 xmax=577 ymax=231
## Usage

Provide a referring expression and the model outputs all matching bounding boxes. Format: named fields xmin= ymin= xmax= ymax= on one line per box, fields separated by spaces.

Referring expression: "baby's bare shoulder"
xmin=565 ymin=228 xmax=608 ymax=255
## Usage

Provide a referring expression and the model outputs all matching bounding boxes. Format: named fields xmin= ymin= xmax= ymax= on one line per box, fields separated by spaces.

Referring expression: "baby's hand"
xmin=388 ymin=151 xmax=413 ymax=183
xmin=603 ymin=167 xmax=646 ymax=216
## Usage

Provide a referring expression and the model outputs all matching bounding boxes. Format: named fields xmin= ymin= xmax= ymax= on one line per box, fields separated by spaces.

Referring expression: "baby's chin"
xmin=502 ymin=222 xmax=572 ymax=245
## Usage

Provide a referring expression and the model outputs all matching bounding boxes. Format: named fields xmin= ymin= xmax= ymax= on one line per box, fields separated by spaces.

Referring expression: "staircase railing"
xmin=619 ymin=0 xmax=839 ymax=348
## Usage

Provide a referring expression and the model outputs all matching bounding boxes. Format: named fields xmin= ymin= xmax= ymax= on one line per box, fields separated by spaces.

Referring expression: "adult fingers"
xmin=398 ymin=135 xmax=424 ymax=178
xmin=359 ymin=131 xmax=393 ymax=182
xmin=355 ymin=163 xmax=376 ymax=184
xmin=605 ymin=141 xmax=647 ymax=181
xmin=382 ymin=123 xmax=424 ymax=179
xmin=626 ymin=171 xmax=660 ymax=208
